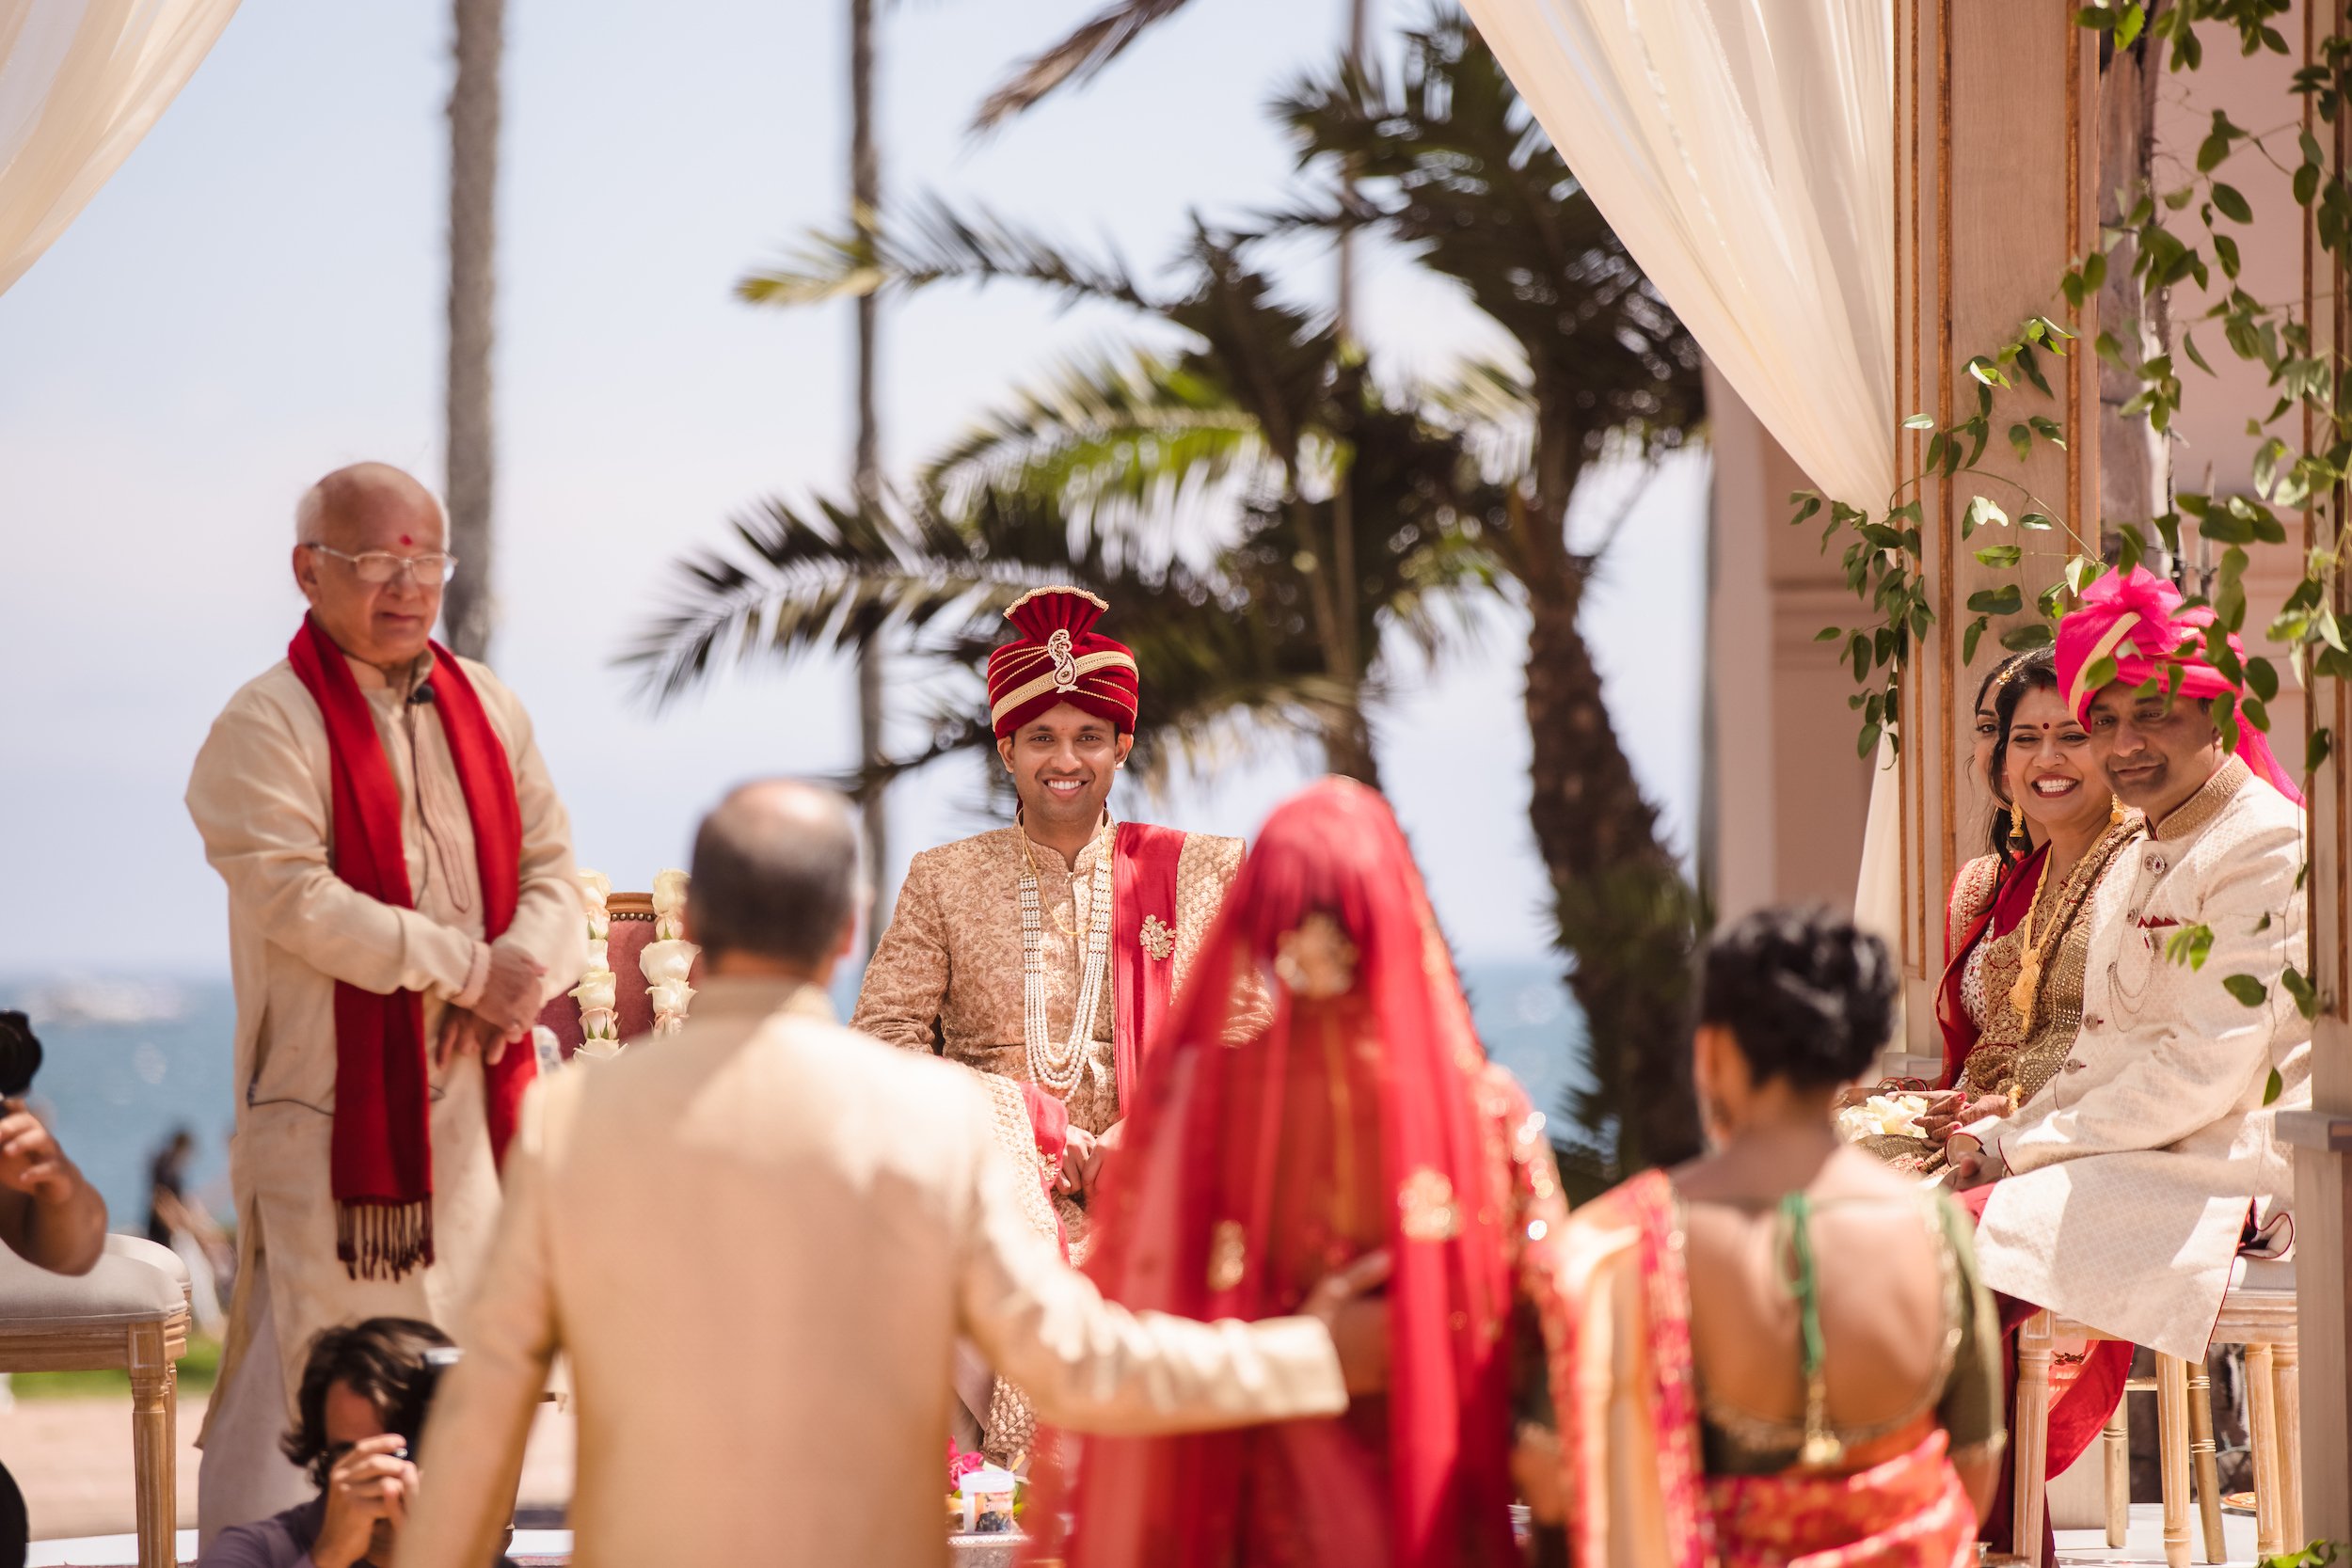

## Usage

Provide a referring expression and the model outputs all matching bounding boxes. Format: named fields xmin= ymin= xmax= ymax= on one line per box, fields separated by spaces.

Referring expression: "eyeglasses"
xmin=305 ymin=543 xmax=457 ymax=585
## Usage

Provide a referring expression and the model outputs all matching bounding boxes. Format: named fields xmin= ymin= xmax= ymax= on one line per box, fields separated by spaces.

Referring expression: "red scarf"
xmin=286 ymin=617 xmax=531 ymax=1280
xmin=1110 ymin=820 xmax=1187 ymax=1097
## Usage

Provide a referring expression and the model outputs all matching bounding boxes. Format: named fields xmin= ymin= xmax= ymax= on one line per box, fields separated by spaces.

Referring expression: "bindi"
xmin=398 ymin=533 xmax=415 ymax=546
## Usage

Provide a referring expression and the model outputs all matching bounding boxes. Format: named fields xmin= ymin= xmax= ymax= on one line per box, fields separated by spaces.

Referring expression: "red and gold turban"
xmin=2055 ymin=564 xmax=2302 ymax=803
xmin=986 ymin=586 xmax=1139 ymax=738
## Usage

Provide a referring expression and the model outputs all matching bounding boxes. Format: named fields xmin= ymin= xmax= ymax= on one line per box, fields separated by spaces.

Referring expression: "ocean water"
xmin=3 ymin=959 xmax=1590 ymax=1230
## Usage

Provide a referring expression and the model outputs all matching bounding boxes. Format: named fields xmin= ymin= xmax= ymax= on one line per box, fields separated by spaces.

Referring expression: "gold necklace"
xmin=2008 ymin=803 xmax=2130 ymax=1026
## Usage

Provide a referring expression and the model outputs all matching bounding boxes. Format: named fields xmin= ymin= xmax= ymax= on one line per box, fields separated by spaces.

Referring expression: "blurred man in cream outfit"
xmin=397 ymin=782 xmax=1381 ymax=1568
xmin=186 ymin=465 xmax=586 ymax=1543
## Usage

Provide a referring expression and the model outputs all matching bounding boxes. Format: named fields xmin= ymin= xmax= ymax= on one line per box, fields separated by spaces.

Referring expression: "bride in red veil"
xmin=1029 ymin=778 xmax=1571 ymax=1568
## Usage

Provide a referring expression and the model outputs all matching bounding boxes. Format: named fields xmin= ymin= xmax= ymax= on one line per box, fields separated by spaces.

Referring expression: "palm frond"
xmin=739 ymin=195 xmax=1152 ymax=315
xmin=921 ymin=349 xmax=1266 ymax=531
xmin=971 ymin=0 xmax=1196 ymax=130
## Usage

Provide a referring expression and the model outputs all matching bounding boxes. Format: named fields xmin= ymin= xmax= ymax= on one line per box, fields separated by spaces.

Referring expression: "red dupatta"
xmin=286 ymin=617 xmax=532 ymax=1279
xmin=1933 ymin=846 xmax=2045 ymax=1089
xmin=1036 ymin=779 xmax=1517 ymax=1568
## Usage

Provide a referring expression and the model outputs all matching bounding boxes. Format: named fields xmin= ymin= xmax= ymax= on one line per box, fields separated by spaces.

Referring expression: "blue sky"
xmin=0 ymin=0 xmax=1706 ymax=974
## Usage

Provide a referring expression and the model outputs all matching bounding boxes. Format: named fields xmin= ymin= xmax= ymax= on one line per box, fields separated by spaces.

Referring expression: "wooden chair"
xmin=0 ymin=1233 xmax=191 ymax=1568
xmin=2013 ymin=1256 xmax=2300 ymax=1568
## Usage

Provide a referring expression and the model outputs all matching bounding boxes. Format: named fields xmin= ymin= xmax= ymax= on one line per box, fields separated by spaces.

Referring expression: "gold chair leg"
xmin=2157 ymin=1354 xmax=2193 ymax=1568
xmin=2105 ymin=1396 xmax=2131 ymax=1549
xmin=2274 ymin=1339 xmax=2304 ymax=1552
xmin=2248 ymin=1342 xmax=2283 ymax=1560
xmin=2187 ymin=1357 xmax=2226 ymax=1562
xmin=2013 ymin=1311 xmax=2056 ymax=1560
xmin=127 ymin=1320 xmax=178 ymax=1568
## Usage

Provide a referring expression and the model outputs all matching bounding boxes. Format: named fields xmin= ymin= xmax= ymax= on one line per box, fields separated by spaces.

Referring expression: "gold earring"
xmin=2109 ymin=795 xmax=2125 ymax=827
xmin=2007 ymin=805 xmax=2031 ymax=853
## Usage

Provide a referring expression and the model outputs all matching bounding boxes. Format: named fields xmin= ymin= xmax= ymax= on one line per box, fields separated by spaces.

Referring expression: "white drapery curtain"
xmin=0 ymin=0 xmax=241 ymax=296
xmin=1456 ymin=0 xmax=1894 ymax=510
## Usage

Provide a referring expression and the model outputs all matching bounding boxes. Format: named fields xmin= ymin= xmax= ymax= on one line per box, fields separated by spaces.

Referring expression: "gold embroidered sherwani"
xmin=1970 ymin=757 xmax=2310 ymax=1360
xmin=853 ymin=822 xmax=1245 ymax=1141
xmin=394 ymin=978 xmax=1348 ymax=1568
xmin=183 ymin=650 xmax=585 ymax=1472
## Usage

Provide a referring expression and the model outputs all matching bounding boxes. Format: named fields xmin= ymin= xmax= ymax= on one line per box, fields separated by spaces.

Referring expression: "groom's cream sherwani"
xmin=1972 ymin=756 xmax=2309 ymax=1359
xmin=395 ymin=977 xmax=1347 ymax=1568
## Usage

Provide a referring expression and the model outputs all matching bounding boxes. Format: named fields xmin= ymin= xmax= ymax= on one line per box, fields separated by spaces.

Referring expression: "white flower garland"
xmin=571 ymin=869 xmax=624 ymax=1059
xmin=640 ymin=868 xmax=698 ymax=1037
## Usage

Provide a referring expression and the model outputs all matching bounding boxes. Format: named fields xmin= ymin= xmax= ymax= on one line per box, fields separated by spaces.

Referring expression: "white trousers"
xmin=195 ymin=1254 xmax=313 ymax=1549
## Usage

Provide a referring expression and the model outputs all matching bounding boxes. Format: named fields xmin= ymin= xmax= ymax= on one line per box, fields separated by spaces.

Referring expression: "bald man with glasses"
xmin=185 ymin=463 xmax=587 ymax=1544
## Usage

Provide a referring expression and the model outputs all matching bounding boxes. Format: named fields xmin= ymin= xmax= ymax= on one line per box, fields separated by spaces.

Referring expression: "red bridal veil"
xmin=1036 ymin=778 xmax=1519 ymax=1568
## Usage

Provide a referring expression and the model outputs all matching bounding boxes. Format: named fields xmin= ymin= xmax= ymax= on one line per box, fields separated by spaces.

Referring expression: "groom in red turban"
xmin=851 ymin=585 xmax=1248 ymax=1461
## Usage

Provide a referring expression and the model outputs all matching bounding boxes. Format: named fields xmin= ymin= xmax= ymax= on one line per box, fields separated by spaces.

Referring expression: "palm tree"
xmin=1276 ymin=10 xmax=1708 ymax=1171
xmin=441 ymin=0 xmax=502 ymax=660
xmin=848 ymin=0 xmax=891 ymax=945
xmin=628 ymin=226 xmax=1507 ymax=795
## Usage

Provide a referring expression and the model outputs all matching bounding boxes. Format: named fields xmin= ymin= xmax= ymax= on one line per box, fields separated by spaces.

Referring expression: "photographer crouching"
xmin=199 ymin=1319 xmax=511 ymax=1568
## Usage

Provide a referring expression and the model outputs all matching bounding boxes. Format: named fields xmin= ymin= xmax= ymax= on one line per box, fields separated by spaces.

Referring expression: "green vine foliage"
xmin=1795 ymin=0 xmax=2352 ymax=1014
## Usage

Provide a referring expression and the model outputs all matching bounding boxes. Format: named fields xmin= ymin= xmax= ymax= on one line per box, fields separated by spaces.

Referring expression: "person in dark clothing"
xmin=146 ymin=1127 xmax=197 ymax=1249
xmin=196 ymin=1318 xmax=512 ymax=1568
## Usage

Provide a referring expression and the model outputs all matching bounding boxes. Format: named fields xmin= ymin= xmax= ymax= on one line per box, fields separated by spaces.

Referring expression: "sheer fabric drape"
xmin=0 ymin=0 xmax=240 ymax=295
xmin=1458 ymin=0 xmax=1905 ymax=964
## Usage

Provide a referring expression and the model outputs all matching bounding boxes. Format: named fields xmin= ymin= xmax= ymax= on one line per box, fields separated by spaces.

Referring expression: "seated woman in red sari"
xmin=1029 ymin=777 xmax=1572 ymax=1568
xmin=1861 ymin=651 xmax=2145 ymax=1170
xmin=1542 ymin=908 xmax=2002 ymax=1568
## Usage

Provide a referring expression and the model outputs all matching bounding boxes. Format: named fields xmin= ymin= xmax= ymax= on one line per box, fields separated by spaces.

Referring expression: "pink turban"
xmin=2054 ymin=565 xmax=2302 ymax=804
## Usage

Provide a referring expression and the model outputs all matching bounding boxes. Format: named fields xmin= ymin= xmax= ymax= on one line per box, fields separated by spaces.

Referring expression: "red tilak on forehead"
xmin=399 ymin=533 xmax=415 ymax=546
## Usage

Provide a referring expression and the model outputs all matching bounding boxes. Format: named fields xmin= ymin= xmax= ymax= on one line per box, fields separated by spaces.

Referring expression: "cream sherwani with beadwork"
xmin=1971 ymin=756 xmax=2309 ymax=1360
xmin=394 ymin=978 xmax=1347 ymax=1568
xmin=184 ymin=648 xmax=585 ymax=1538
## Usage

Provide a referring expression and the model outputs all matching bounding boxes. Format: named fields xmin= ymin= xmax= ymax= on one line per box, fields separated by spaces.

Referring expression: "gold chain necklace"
xmin=2009 ymin=803 xmax=2129 ymax=1026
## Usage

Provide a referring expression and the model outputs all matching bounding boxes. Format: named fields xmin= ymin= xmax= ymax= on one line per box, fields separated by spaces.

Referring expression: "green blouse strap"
xmin=1776 ymin=1191 xmax=1846 ymax=1468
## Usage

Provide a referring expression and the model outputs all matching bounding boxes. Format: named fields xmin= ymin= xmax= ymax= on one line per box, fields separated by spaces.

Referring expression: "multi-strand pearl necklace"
xmin=1020 ymin=818 xmax=1112 ymax=1098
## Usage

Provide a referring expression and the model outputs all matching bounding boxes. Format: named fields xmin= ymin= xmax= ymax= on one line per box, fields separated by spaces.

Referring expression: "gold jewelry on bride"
xmin=1273 ymin=912 xmax=1359 ymax=1000
xmin=2006 ymin=803 xmax=2031 ymax=855
xmin=2008 ymin=853 xmax=2055 ymax=1025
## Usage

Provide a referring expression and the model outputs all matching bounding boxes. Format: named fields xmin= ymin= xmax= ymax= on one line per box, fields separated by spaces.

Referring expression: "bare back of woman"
xmin=1678 ymin=1143 xmax=1959 ymax=1473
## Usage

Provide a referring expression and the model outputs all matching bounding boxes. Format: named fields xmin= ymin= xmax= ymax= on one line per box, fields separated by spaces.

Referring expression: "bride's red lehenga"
xmin=1027 ymin=779 xmax=1571 ymax=1568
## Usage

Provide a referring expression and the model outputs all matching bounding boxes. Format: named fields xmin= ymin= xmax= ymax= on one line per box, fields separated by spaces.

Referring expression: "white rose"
xmin=577 ymin=869 xmax=612 ymax=909
xmin=652 ymin=868 xmax=691 ymax=918
xmin=640 ymin=939 xmax=697 ymax=986
xmin=649 ymin=977 xmax=695 ymax=1018
xmin=576 ymin=1034 xmax=625 ymax=1061
xmin=571 ymin=970 xmax=618 ymax=1013
xmin=584 ymin=939 xmax=609 ymax=971
xmin=586 ymin=910 xmax=611 ymax=942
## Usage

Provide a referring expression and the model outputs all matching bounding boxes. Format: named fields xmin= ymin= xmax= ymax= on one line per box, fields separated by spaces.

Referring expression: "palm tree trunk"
xmin=1521 ymin=410 xmax=1700 ymax=1172
xmin=441 ymin=0 xmax=502 ymax=660
xmin=851 ymin=0 xmax=890 ymax=951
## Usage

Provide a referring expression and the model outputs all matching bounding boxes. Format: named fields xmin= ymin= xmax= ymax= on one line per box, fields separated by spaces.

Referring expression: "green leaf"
xmin=2212 ymin=182 xmax=2253 ymax=224
xmin=2000 ymin=622 xmax=2056 ymax=652
xmin=2080 ymin=653 xmax=2120 ymax=695
xmin=1901 ymin=413 xmax=1937 ymax=430
xmin=1967 ymin=585 xmax=2025 ymax=617
xmin=2264 ymin=1067 xmax=2285 ymax=1105
xmin=1975 ymin=544 xmax=2023 ymax=568
xmin=2309 ymin=728 xmax=2334 ymax=776
xmin=1814 ymin=626 xmax=1841 ymax=642
xmin=2028 ymin=416 xmax=2067 ymax=447
xmin=2182 ymin=330 xmax=2215 ymax=374
xmin=2282 ymin=966 xmax=2320 ymax=1020
xmin=2221 ymin=974 xmax=2269 ymax=1007
xmin=1789 ymin=492 xmax=1823 ymax=528
xmin=2066 ymin=554 xmax=2101 ymax=594
xmin=2019 ymin=511 xmax=2057 ymax=531
xmin=2295 ymin=160 xmax=2321 ymax=207
xmin=1856 ymin=721 xmax=1883 ymax=760
xmin=2247 ymin=657 xmax=2280 ymax=703
xmin=1962 ymin=616 xmax=1989 ymax=665
xmin=2009 ymin=422 xmax=2034 ymax=461
xmin=2164 ymin=924 xmax=2216 ymax=971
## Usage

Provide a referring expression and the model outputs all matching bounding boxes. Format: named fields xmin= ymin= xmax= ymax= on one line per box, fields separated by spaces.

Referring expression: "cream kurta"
xmin=852 ymin=821 xmax=1244 ymax=1136
xmin=1973 ymin=756 xmax=2310 ymax=1360
xmin=394 ymin=978 xmax=1348 ymax=1568
xmin=184 ymin=648 xmax=586 ymax=1424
